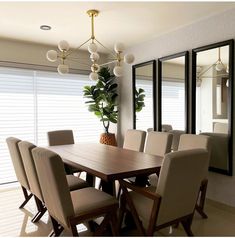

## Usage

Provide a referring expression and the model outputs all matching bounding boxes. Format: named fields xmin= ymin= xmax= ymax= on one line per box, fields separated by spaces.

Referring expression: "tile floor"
xmin=1 ymin=186 xmax=235 ymax=236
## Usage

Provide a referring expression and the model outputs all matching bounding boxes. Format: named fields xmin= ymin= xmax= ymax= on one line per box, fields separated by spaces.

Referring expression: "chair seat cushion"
xmin=66 ymin=175 xmax=89 ymax=191
xmin=71 ymin=187 xmax=118 ymax=216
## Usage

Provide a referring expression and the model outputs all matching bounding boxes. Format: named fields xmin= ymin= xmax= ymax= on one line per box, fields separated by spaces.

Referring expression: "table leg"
xmin=86 ymin=173 xmax=95 ymax=187
xmin=100 ymin=180 xmax=115 ymax=196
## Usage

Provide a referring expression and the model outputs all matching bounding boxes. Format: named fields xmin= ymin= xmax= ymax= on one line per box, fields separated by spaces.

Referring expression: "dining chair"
xmin=6 ymin=137 xmax=33 ymax=209
xmin=123 ymin=129 xmax=146 ymax=152
xmin=119 ymin=149 xmax=209 ymax=236
xmin=168 ymin=130 xmax=186 ymax=151
xmin=178 ymin=134 xmax=211 ymax=219
xmin=116 ymin=129 xmax=146 ymax=197
xmin=32 ymin=147 xmax=119 ymax=236
xmin=18 ymin=141 xmax=89 ymax=223
xmin=161 ymin=124 xmax=173 ymax=132
xmin=145 ymin=132 xmax=173 ymax=187
xmin=47 ymin=130 xmax=81 ymax=175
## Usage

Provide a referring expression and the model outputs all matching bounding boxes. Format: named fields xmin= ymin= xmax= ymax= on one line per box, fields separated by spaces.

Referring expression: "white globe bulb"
xmin=88 ymin=42 xmax=98 ymax=53
xmin=58 ymin=40 xmax=69 ymax=52
xmin=91 ymin=63 xmax=100 ymax=73
xmin=215 ymin=62 xmax=224 ymax=71
xmin=57 ymin=64 xmax=69 ymax=75
xmin=226 ymin=79 xmax=229 ymax=87
xmin=46 ymin=50 xmax=58 ymax=62
xmin=124 ymin=54 xmax=135 ymax=64
xmin=114 ymin=42 xmax=125 ymax=53
xmin=89 ymin=72 xmax=98 ymax=81
xmin=113 ymin=66 xmax=123 ymax=77
xmin=90 ymin=52 xmax=100 ymax=62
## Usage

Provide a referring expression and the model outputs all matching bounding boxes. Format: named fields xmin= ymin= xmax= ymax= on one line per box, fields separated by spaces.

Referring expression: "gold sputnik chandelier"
xmin=46 ymin=9 xmax=135 ymax=80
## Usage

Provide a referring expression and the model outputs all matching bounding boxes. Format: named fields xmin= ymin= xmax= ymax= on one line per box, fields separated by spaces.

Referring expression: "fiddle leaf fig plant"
xmin=83 ymin=67 xmax=118 ymax=133
xmin=135 ymin=88 xmax=145 ymax=112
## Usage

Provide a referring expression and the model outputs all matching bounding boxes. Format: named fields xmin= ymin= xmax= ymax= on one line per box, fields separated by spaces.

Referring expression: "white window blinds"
xmin=0 ymin=67 xmax=103 ymax=185
xmin=162 ymin=80 xmax=185 ymax=130
xmin=136 ymin=78 xmax=153 ymax=131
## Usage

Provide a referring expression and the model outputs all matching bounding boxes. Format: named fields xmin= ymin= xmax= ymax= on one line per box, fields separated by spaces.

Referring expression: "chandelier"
xmin=196 ymin=47 xmax=229 ymax=87
xmin=46 ymin=9 xmax=134 ymax=80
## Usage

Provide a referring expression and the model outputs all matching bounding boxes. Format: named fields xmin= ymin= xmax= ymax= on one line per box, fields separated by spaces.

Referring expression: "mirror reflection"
xmin=196 ymin=46 xmax=229 ymax=134
xmin=161 ymin=56 xmax=187 ymax=131
xmin=134 ymin=61 xmax=156 ymax=131
xmin=193 ymin=40 xmax=234 ymax=176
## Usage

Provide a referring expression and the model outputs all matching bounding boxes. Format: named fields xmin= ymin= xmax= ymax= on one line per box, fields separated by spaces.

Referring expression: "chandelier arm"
xmin=65 ymin=37 xmax=92 ymax=58
xmin=99 ymin=60 xmax=118 ymax=67
xmin=94 ymin=39 xmax=117 ymax=58
xmin=198 ymin=61 xmax=218 ymax=78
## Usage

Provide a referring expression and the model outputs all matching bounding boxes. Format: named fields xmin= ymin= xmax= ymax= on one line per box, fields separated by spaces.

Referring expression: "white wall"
xmin=119 ymin=7 xmax=235 ymax=206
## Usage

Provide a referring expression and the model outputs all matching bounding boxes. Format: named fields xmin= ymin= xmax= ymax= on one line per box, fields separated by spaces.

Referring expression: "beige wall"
xmin=120 ymin=8 xmax=235 ymax=207
xmin=0 ymin=37 xmax=108 ymax=72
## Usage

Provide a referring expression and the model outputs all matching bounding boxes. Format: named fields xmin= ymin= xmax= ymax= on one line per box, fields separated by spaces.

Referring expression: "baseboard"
xmin=206 ymin=198 xmax=235 ymax=214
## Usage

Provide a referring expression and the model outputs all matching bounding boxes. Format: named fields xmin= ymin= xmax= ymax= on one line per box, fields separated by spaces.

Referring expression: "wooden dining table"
xmin=47 ymin=143 xmax=163 ymax=195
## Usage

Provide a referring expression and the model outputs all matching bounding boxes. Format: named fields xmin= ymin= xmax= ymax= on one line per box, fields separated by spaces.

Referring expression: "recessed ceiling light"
xmin=40 ymin=25 xmax=51 ymax=31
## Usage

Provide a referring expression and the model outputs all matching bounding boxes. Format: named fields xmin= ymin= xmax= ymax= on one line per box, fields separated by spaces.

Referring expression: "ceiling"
xmin=0 ymin=2 xmax=235 ymax=53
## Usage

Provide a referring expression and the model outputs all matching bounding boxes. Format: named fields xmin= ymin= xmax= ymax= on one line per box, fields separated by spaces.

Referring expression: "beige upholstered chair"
xmin=18 ymin=141 xmax=89 ymax=222
xmin=161 ymin=124 xmax=173 ymax=132
xmin=47 ymin=130 xmax=80 ymax=175
xmin=200 ymin=132 xmax=228 ymax=170
xmin=116 ymin=129 xmax=146 ymax=196
xmin=168 ymin=130 xmax=186 ymax=151
xmin=123 ymin=129 xmax=146 ymax=152
xmin=213 ymin=122 xmax=228 ymax=134
xmin=145 ymin=132 xmax=173 ymax=187
xmin=47 ymin=130 xmax=75 ymax=146
xmin=6 ymin=137 xmax=33 ymax=208
xmin=32 ymin=147 xmax=119 ymax=236
xmin=178 ymin=134 xmax=211 ymax=219
xmin=119 ymin=149 xmax=208 ymax=236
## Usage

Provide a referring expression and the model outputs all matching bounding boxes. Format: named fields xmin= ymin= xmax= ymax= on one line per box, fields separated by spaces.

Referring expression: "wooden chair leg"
xmin=118 ymin=196 xmax=126 ymax=230
xmin=110 ymin=211 xmax=119 ymax=236
xmin=196 ymin=179 xmax=208 ymax=219
xmin=31 ymin=196 xmax=47 ymax=223
xmin=50 ymin=215 xmax=64 ymax=237
xmin=94 ymin=214 xmax=110 ymax=236
xmin=121 ymin=184 xmax=146 ymax=235
xmin=181 ymin=216 xmax=194 ymax=236
xmin=19 ymin=186 xmax=33 ymax=209
xmin=71 ymin=224 xmax=79 ymax=237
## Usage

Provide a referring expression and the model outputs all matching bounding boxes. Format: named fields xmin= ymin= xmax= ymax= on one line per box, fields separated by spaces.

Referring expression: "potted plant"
xmin=135 ymin=87 xmax=145 ymax=113
xmin=83 ymin=67 xmax=118 ymax=146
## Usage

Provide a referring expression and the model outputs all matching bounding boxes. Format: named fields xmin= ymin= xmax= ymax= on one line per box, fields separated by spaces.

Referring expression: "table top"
xmin=48 ymin=143 xmax=163 ymax=181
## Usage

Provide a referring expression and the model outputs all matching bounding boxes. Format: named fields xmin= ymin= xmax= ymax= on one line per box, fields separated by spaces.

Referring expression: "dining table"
xmin=47 ymin=143 xmax=163 ymax=195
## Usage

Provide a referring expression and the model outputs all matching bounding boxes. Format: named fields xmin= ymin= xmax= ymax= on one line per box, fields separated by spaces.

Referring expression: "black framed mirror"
xmin=132 ymin=60 xmax=156 ymax=131
xmin=157 ymin=51 xmax=189 ymax=133
xmin=192 ymin=39 xmax=234 ymax=175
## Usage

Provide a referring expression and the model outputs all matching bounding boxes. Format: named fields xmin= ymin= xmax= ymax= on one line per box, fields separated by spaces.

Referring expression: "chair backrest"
xmin=213 ymin=122 xmax=228 ymax=134
xmin=178 ymin=134 xmax=211 ymax=177
xmin=168 ymin=130 xmax=186 ymax=151
xmin=123 ymin=129 xmax=146 ymax=152
xmin=161 ymin=124 xmax=173 ymax=132
xmin=47 ymin=130 xmax=74 ymax=146
xmin=156 ymin=149 xmax=208 ymax=226
xmin=18 ymin=141 xmax=43 ymax=202
xmin=6 ymin=137 xmax=30 ymax=190
xmin=32 ymin=147 xmax=74 ymax=228
xmin=144 ymin=131 xmax=173 ymax=157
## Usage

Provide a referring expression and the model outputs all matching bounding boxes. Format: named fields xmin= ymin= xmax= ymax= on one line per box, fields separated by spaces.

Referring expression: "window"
xmin=162 ymin=80 xmax=185 ymax=130
xmin=0 ymin=67 xmax=103 ymax=185
xmin=136 ymin=78 xmax=153 ymax=131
